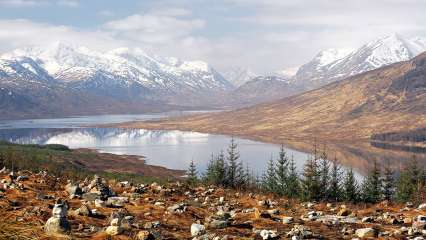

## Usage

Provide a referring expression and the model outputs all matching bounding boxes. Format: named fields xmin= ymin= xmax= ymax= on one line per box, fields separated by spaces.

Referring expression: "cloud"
xmin=103 ymin=9 xmax=205 ymax=45
xmin=0 ymin=1 xmax=426 ymax=73
xmin=0 ymin=19 xmax=123 ymax=52
xmin=0 ymin=0 xmax=46 ymax=7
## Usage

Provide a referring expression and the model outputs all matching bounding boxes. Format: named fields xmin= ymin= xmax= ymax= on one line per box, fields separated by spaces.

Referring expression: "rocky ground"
xmin=1 ymin=170 xmax=426 ymax=239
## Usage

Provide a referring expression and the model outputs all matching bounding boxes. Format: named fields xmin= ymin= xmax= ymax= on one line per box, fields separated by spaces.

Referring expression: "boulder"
xmin=136 ymin=230 xmax=155 ymax=240
xmin=282 ymin=216 xmax=294 ymax=224
xmin=355 ymin=228 xmax=376 ymax=238
xmin=418 ymin=203 xmax=426 ymax=210
xmin=82 ymin=192 xmax=100 ymax=201
xmin=107 ymin=196 xmax=129 ymax=208
xmin=207 ymin=219 xmax=228 ymax=229
xmin=260 ymin=229 xmax=278 ymax=239
xmin=44 ymin=200 xmax=70 ymax=235
xmin=191 ymin=223 xmax=206 ymax=236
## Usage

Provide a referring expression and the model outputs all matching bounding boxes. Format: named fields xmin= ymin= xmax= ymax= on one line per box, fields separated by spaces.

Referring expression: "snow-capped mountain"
xmin=294 ymin=34 xmax=426 ymax=89
xmin=221 ymin=67 xmax=257 ymax=87
xmin=1 ymin=42 xmax=232 ymax=96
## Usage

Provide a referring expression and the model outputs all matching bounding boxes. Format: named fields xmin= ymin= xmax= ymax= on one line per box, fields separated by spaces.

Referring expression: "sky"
xmin=0 ymin=0 xmax=425 ymax=74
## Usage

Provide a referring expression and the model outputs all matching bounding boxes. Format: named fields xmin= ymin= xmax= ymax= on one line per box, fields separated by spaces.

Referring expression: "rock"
xmin=418 ymin=203 xmax=426 ymax=210
xmin=75 ymin=204 xmax=91 ymax=216
xmin=136 ymin=230 xmax=154 ymax=240
xmin=167 ymin=203 xmax=187 ymax=213
xmin=254 ymin=208 xmax=272 ymax=219
xmin=44 ymin=199 xmax=70 ymax=235
xmin=16 ymin=175 xmax=28 ymax=181
xmin=267 ymin=209 xmax=279 ymax=215
xmin=219 ymin=196 xmax=225 ymax=204
xmin=337 ymin=208 xmax=351 ymax=216
xmin=105 ymin=225 xmax=121 ymax=236
xmin=282 ymin=216 xmax=294 ymax=224
xmin=107 ymin=196 xmax=128 ymax=207
xmin=362 ymin=216 xmax=374 ymax=223
xmin=106 ymin=218 xmax=122 ymax=236
xmin=144 ymin=221 xmax=160 ymax=229
xmin=65 ymin=183 xmax=82 ymax=197
xmin=191 ymin=223 xmax=206 ymax=236
xmin=94 ymin=199 xmax=106 ymax=208
xmin=82 ymin=192 xmax=100 ymax=201
xmin=260 ymin=229 xmax=278 ymax=239
xmin=355 ymin=228 xmax=376 ymax=238
xmin=207 ymin=219 xmax=228 ymax=229
xmin=287 ymin=225 xmax=314 ymax=238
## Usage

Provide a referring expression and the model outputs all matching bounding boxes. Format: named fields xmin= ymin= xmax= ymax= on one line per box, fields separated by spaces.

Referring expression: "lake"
xmin=1 ymin=113 xmax=420 ymax=178
xmin=0 ymin=113 xmax=314 ymax=176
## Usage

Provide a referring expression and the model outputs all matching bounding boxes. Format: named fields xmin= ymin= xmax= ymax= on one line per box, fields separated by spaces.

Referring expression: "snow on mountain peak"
xmin=315 ymin=48 xmax=353 ymax=67
xmin=0 ymin=43 xmax=231 ymax=92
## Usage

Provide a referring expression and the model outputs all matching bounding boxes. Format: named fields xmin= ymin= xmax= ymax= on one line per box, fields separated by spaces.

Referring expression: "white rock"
xmin=191 ymin=223 xmax=206 ymax=236
xmin=355 ymin=228 xmax=376 ymax=238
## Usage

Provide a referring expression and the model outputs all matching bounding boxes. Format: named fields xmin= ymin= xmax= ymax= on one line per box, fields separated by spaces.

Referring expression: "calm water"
xmin=0 ymin=114 xmax=314 ymax=176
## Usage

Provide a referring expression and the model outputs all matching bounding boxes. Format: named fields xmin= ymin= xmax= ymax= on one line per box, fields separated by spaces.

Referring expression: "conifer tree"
xmin=343 ymin=168 xmax=358 ymax=202
xmin=382 ymin=162 xmax=395 ymax=201
xmin=328 ymin=156 xmax=342 ymax=202
xmin=362 ymin=161 xmax=382 ymax=203
xmin=301 ymin=154 xmax=320 ymax=201
xmin=262 ymin=157 xmax=277 ymax=193
xmin=187 ymin=159 xmax=198 ymax=186
xmin=395 ymin=170 xmax=414 ymax=203
xmin=286 ymin=155 xmax=300 ymax=198
xmin=203 ymin=154 xmax=216 ymax=184
xmin=215 ymin=151 xmax=226 ymax=186
xmin=275 ymin=145 xmax=289 ymax=196
xmin=318 ymin=149 xmax=330 ymax=200
xmin=225 ymin=138 xmax=242 ymax=188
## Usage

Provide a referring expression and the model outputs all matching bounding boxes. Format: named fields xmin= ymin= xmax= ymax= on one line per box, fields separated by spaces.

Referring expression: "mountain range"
xmin=0 ymin=33 xmax=425 ymax=119
xmin=232 ymin=34 xmax=426 ymax=105
xmin=121 ymin=51 xmax=426 ymax=145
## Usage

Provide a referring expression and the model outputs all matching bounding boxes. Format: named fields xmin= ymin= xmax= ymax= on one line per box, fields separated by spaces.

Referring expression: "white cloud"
xmin=103 ymin=9 xmax=205 ymax=45
xmin=0 ymin=0 xmax=46 ymax=7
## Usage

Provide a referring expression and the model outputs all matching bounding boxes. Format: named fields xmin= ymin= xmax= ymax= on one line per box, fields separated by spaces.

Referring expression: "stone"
xmin=65 ymin=183 xmax=82 ymax=197
xmin=167 ymin=203 xmax=187 ymax=213
xmin=76 ymin=204 xmax=91 ymax=216
xmin=105 ymin=225 xmax=121 ymax=236
xmin=191 ymin=223 xmax=206 ymax=236
xmin=282 ymin=216 xmax=294 ymax=224
xmin=44 ymin=200 xmax=70 ymax=235
xmin=82 ymin=192 xmax=100 ymax=201
xmin=355 ymin=228 xmax=376 ymax=238
xmin=337 ymin=208 xmax=351 ymax=216
xmin=207 ymin=219 xmax=228 ymax=229
xmin=362 ymin=216 xmax=374 ymax=223
xmin=136 ymin=230 xmax=154 ymax=240
xmin=418 ymin=203 xmax=426 ymax=210
xmin=16 ymin=175 xmax=28 ymax=181
xmin=107 ymin=196 xmax=129 ymax=207
xmin=260 ymin=229 xmax=278 ymax=239
xmin=94 ymin=199 xmax=106 ymax=208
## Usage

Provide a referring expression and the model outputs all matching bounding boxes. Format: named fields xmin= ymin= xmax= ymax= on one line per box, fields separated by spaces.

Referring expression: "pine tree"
xmin=215 ymin=151 xmax=226 ymax=186
xmin=395 ymin=158 xmax=424 ymax=203
xmin=262 ymin=157 xmax=277 ymax=193
xmin=382 ymin=162 xmax=395 ymax=201
xmin=187 ymin=159 xmax=198 ymax=186
xmin=275 ymin=145 xmax=289 ymax=196
xmin=203 ymin=154 xmax=216 ymax=184
xmin=343 ymin=168 xmax=358 ymax=202
xmin=328 ymin=156 xmax=342 ymax=202
xmin=362 ymin=161 xmax=382 ymax=203
xmin=301 ymin=154 xmax=320 ymax=201
xmin=286 ymin=155 xmax=300 ymax=198
xmin=395 ymin=170 xmax=414 ymax=203
xmin=318 ymin=149 xmax=330 ymax=200
xmin=225 ymin=138 xmax=242 ymax=188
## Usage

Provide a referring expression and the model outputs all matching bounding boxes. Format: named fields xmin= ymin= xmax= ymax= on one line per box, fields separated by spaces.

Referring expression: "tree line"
xmin=187 ymin=138 xmax=426 ymax=204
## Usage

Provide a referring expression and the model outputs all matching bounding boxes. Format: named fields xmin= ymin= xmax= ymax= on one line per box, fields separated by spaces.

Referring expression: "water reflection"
xmin=0 ymin=128 xmax=310 ymax=175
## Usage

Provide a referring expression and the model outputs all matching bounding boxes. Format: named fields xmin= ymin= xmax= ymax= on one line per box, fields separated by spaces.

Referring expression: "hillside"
xmin=114 ymin=52 xmax=426 ymax=145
